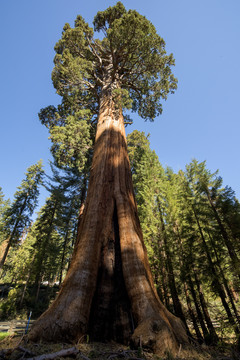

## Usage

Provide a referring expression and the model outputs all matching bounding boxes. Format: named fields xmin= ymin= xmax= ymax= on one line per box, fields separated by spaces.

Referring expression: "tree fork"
xmin=29 ymin=91 xmax=188 ymax=355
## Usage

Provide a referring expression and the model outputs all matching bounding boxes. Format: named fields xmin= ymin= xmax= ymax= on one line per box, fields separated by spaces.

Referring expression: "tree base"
xmin=131 ymin=315 xmax=188 ymax=356
xmin=29 ymin=313 xmax=188 ymax=356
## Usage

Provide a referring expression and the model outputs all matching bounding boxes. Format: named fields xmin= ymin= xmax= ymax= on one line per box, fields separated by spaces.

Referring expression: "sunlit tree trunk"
xmin=187 ymin=275 xmax=210 ymax=341
xmin=192 ymin=204 xmax=239 ymax=335
xmin=158 ymin=207 xmax=190 ymax=335
xmin=0 ymin=196 xmax=27 ymax=270
xmin=193 ymin=270 xmax=218 ymax=343
xmin=208 ymin=231 xmax=240 ymax=327
xmin=183 ymin=282 xmax=203 ymax=342
xmin=29 ymin=82 xmax=188 ymax=355
xmin=206 ymin=189 xmax=240 ymax=278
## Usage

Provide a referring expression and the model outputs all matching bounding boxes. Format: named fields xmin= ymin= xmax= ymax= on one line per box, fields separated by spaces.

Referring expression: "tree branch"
xmin=86 ymin=35 xmax=103 ymax=67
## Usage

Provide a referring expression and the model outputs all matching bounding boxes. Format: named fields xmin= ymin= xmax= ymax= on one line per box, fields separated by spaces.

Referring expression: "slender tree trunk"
xmin=0 ymin=237 xmax=12 ymax=271
xmin=158 ymin=208 xmax=190 ymax=335
xmin=153 ymin=269 xmax=164 ymax=304
xmin=208 ymin=231 xmax=240 ymax=327
xmin=187 ymin=275 xmax=210 ymax=341
xmin=35 ymin=274 xmax=42 ymax=304
xmin=193 ymin=271 xmax=218 ymax=343
xmin=174 ymin=223 xmax=202 ymax=341
xmin=29 ymin=83 xmax=188 ymax=355
xmin=0 ymin=195 xmax=28 ymax=270
xmin=34 ymin=200 xmax=58 ymax=292
xmin=223 ymin=215 xmax=240 ymax=250
xmin=156 ymin=235 xmax=170 ymax=308
xmin=183 ymin=282 xmax=203 ymax=342
xmin=0 ymin=227 xmax=19 ymax=271
xmin=206 ymin=189 xmax=240 ymax=278
xmin=20 ymin=266 xmax=33 ymax=307
xmin=230 ymin=284 xmax=239 ymax=303
xmin=192 ymin=204 xmax=239 ymax=335
xmin=59 ymin=223 xmax=71 ymax=286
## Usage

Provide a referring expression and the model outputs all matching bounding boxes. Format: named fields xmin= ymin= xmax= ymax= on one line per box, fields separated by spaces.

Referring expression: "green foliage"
xmin=0 ymin=287 xmax=21 ymax=319
xmin=127 ymin=130 xmax=240 ymax=342
xmin=0 ymin=332 xmax=11 ymax=340
xmin=49 ymin=110 xmax=93 ymax=171
xmin=38 ymin=2 xmax=177 ymax=189
xmin=52 ymin=2 xmax=177 ymax=120
xmin=3 ymin=161 xmax=44 ymax=236
xmin=1 ymin=160 xmax=83 ymax=299
xmin=0 ymin=187 xmax=10 ymax=246
xmin=0 ymin=161 xmax=44 ymax=271
xmin=0 ymin=283 xmax=59 ymax=320
xmin=112 ymin=88 xmax=133 ymax=110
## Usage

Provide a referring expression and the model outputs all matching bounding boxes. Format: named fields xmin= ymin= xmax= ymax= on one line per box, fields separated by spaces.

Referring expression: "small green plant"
xmin=164 ymin=350 xmax=174 ymax=360
xmin=137 ymin=346 xmax=143 ymax=357
xmin=0 ymin=332 xmax=11 ymax=341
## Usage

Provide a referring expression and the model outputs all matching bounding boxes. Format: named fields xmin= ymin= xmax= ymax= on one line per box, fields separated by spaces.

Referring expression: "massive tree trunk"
xmin=29 ymin=84 xmax=188 ymax=355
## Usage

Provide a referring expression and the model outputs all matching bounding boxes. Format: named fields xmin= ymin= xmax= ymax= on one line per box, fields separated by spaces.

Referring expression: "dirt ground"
xmin=0 ymin=334 xmax=239 ymax=360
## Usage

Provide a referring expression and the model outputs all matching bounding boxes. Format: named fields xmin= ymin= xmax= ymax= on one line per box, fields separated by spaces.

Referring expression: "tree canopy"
xmin=45 ymin=2 xmax=176 ymax=126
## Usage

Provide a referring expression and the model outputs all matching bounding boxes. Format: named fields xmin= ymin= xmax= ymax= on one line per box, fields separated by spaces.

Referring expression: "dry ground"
xmin=0 ymin=334 xmax=239 ymax=360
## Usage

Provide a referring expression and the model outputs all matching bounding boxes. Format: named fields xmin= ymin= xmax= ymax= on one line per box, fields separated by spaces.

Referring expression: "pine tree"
xmin=0 ymin=161 xmax=44 ymax=272
xmin=0 ymin=187 xmax=10 ymax=246
xmin=182 ymin=160 xmax=240 ymax=337
xmin=127 ymin=138 xmax=240 ymax=343
xmin=187 ymin=160 xmax=240 ymax=278
xmin=44 ymin=162 xmax=87 ymax=282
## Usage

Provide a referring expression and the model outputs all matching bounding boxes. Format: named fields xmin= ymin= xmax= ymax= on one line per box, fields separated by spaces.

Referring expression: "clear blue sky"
xmin=1 ymin=0 xmax=240 ymax=209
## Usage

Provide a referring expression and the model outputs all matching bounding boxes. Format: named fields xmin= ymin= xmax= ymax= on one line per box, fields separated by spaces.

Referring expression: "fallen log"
xmin=27 ymin=346 xmax=79 ymax=360
xmin=78 ymin=353 xmax=91 ymax=360
xmin=17 ymin=346 xmax=36 ymax=357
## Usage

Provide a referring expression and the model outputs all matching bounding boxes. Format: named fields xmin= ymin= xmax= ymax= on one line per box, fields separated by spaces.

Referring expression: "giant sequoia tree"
xmin=29 ymin=3 xmax=188 ymax=354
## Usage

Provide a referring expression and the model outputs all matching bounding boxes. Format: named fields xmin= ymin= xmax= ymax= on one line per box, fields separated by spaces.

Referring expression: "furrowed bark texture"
xmin=29 ymin=86 xmax=188 ymax=355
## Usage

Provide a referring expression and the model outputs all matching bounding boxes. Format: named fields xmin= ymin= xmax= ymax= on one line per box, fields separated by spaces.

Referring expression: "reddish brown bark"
xmin=29 ymin=89 xmax=188 ymax=355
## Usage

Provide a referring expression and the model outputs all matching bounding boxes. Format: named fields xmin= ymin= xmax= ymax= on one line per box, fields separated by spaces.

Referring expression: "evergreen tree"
xmin=29 ymin=3 xmax=188 ymax=355
xmin=216 ymin=186 xmax=240 ymax=247
xmin=44 ymin=162 xmax=87 ymax=281
xmin=127 ymin=140 xmax=240 ymax=343
xmin=0 ymin=187 xmax=10 ymax=246
xmin=181 ymin=160 xmax=240 ymax=337
xmin=0 ymin=161 xmax=44 ymax=272
xmin=127 ymin=131 xmax=191 ymax=335
xmin=186 ymin=160 xmax=240 ymax=278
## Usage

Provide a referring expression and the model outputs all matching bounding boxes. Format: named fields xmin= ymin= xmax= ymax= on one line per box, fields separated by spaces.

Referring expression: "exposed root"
xmin=131 ymin=317 xmax=184 ymax=356
xmin=28 ymin=318 xmax=84 ymax=343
